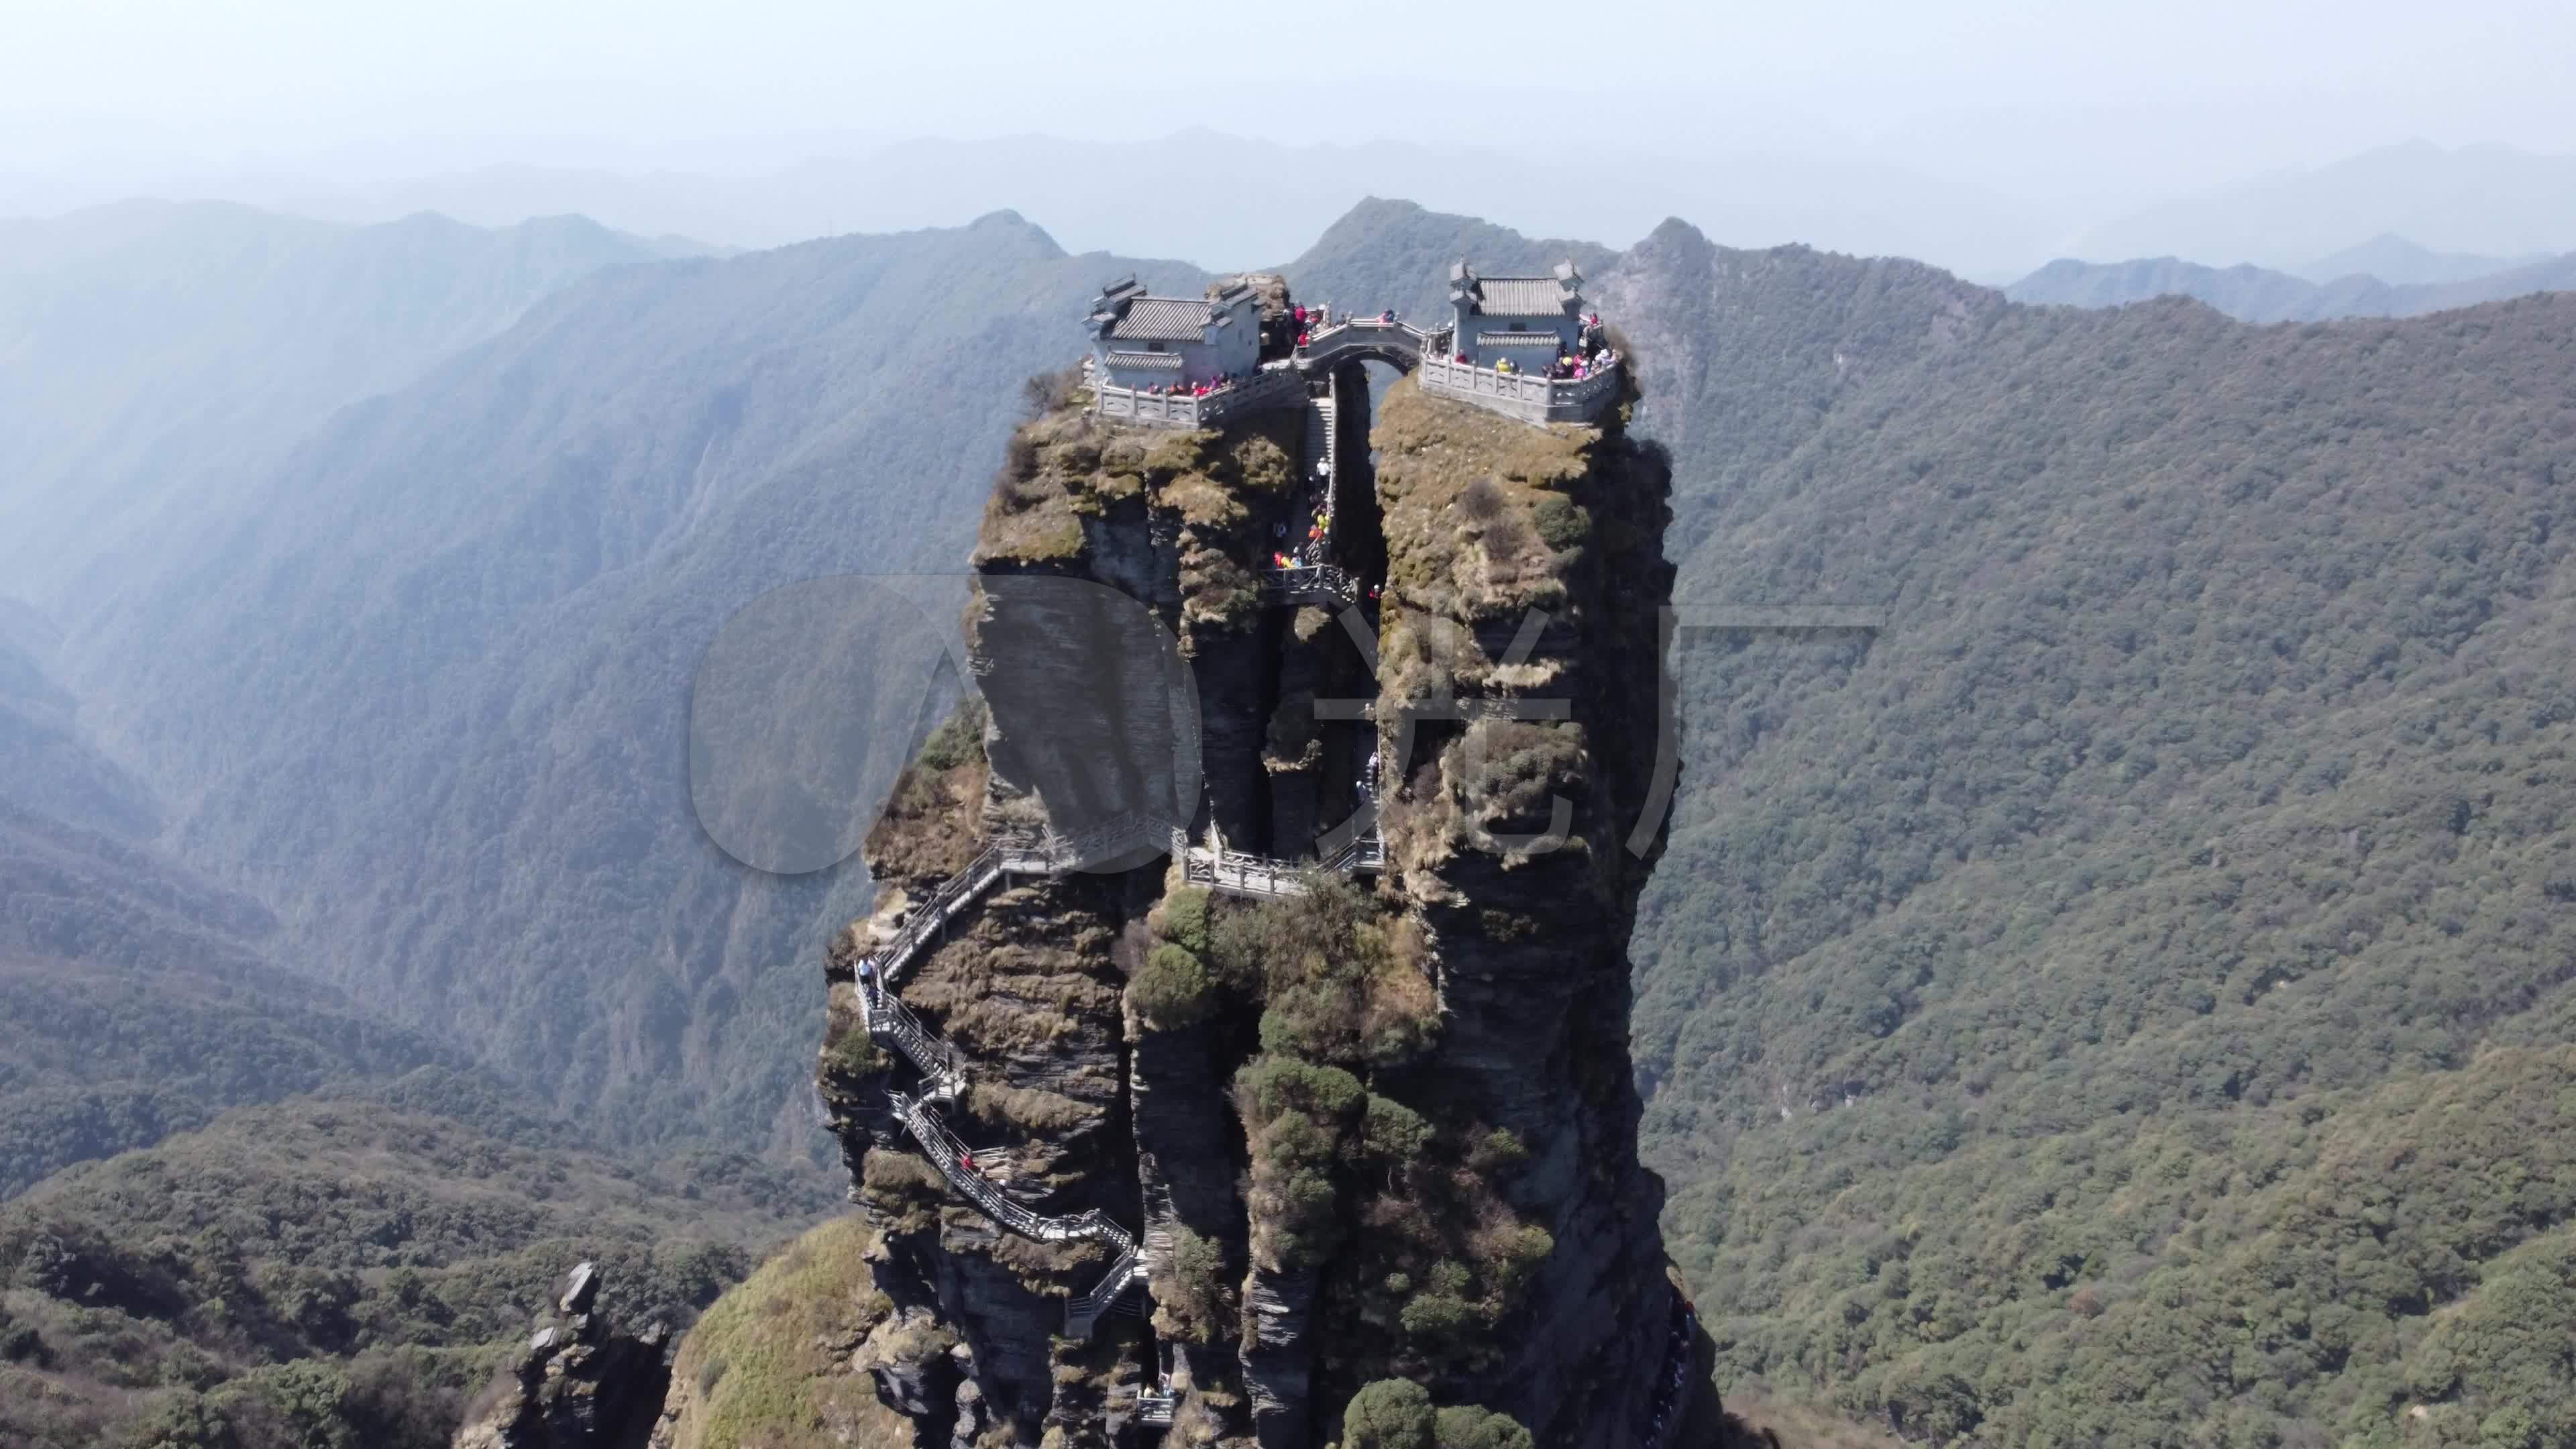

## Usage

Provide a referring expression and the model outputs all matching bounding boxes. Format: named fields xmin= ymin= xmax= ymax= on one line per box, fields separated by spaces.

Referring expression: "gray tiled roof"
xmin=1471 ymin=277 xmax=1570 ymax=316
xmin=1106 ymin=350 xmax=1185 ymax=370
xmin=1108 ymin=297 xmax=1212 ymax=341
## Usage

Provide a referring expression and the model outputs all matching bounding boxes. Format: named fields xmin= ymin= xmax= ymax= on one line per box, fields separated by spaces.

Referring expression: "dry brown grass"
xmin=859 ymin=1150 xmax=949 ymax=1236
xmin=1372 ymin=376 xmax=1596 ymax=622
xmin=862 ymin=755 xmax=988 ymax=887
xmin=973 ymin=405 xmax=1104 ymax=566
xmin=962 ymin=1079 xmax=1096 ymax=1136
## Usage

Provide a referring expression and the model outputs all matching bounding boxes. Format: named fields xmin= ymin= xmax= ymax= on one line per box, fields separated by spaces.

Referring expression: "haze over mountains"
xmin=2068 ymin=140 xmax=2576 ymax=269
xmin=2294 ymin=233 xmax=2552 ymax=286
xmin=2006 ymin=246 xmax=2576 ymax=323
xmin=1 ymin=131 xmax=2051 ymax=282
xmin=0 ymin=201 xmax=700 ymax=602
xmin=4 ymin=176 xmax=2576 ymax=1444
xmin=19 ymin=135 xmax=2576 ymax=285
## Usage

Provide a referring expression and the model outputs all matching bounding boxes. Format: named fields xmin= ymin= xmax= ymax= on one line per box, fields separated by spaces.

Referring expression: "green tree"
xmin=1433 ymin=1405 xmax=1535 ymax=1449
xmin=1344 ymin=1379 xmax=1435 ymax=1449
xmin=1130 ymin=944 xmax=1215 ymax=1030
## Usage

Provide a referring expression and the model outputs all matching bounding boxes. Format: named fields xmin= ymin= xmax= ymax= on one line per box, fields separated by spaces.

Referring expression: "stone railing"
xmin=1177 ymin=826 xmax=1383 ymax=900
xmin=1095 ymin=362 xmax=1304 ymax=429
xmin=1417 ymin=352 xmax=1620 ymax=425
xmin=1293 ymin=317 xmax=1440 ymax=374
xmin=998 ymin=810 xmax=1167 ymax=874
xmin=1179 ymin=845 xmax=1313 ymax=900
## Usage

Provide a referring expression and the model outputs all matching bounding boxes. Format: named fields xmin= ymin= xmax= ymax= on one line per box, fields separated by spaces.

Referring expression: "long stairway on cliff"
xmin=854 ymin=808 xmax=1382 ymax=1340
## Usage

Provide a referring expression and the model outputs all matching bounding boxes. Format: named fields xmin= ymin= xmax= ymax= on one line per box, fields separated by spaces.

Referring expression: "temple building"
xmin=1084 ymin=276 xmax=1262 ymax=392
xmin=1446 ymin=258 xmax=1588 ymax=368
xmin=1085 ymin=260 xmax=1619 ymax=430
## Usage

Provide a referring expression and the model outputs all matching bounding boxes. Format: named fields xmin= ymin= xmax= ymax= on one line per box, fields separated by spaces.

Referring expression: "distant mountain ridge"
xmin=2292 ymin=231 xmax=2550 ymax=286
xmin=2074 ymin=140 xmax=2576 ymax=267
xmin=0 ymin=199 xmax=704 ymax=605
xmin=16 ymin=131 xmax=2055 ymax=279
xmin=2006 ymin=248 xmax=2576 ymax=322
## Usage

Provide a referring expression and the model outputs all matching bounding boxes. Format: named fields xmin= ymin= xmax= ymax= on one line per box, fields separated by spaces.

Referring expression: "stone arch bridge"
xmin=1292 ymin=316 xmax=1442 ymax=376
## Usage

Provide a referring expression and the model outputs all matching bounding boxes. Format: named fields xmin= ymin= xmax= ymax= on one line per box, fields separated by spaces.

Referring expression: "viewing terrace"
xmin=1089 ymin=357 xmax=1305 ymax=429
xmin=1417 ymin=350 xmax=1623 ymax=425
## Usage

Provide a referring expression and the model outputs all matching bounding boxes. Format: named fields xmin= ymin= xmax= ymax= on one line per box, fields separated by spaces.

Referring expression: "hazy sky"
xmin=9 ymin=0 xmax=2576 ymax=278
xmin=9 ymin=0 xmax=2574 ymax=186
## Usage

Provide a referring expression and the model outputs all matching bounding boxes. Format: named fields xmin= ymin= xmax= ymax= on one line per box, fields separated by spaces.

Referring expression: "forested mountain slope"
xmin=1279 ymin=196 xmax=1621 ymax=321
xmin=2296 ymin=233 xmax=2549 ymax=287
xmin=0 ymin=627 xmax=452 ymax=1193
xmin=46 ymin=199 xmax=1629 ymax=1163
xmin=0 ymin=636 xmax=824 ymax=1449
xmin=30 ymin=199 xmax=2575 ymax=1443
xmin=0 ymin=1097 xmax=814 ymax=1449
xmin=1609 ymin=224 xmax=2576 ymax=1444
xmin=60 ymin=213 xmax=1222 ymax=1157
xmin=0 ymin=624 xmax=157 ymax=840
xmin=0 ymin=200 xmax=694 ymax=603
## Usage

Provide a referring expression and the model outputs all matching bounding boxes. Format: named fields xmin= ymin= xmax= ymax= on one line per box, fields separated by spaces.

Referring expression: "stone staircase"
xmin=856 ymin=814 xmax=1165 ymax=1336
xmin=856 ymin=808 xmax=1383 ymax=1335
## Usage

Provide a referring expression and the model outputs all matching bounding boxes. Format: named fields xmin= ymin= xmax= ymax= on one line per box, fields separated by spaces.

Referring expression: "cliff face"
xmin=818 ymin=337 xmax=1741 ymax=1448
xmin=1350 ymin=379 xmax=1682 ymax=1439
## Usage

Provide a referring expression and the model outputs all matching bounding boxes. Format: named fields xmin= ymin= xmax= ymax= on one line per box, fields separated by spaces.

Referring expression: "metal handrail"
xmin=888 ymin=1092 xmax=1136 ymax=1252
xmin=1065 ymin=1244 xmax=1144 ymax=1340
xmin=1134 ymin=1385 xmax=1177 ymax=1427
xmin=859 ymin=812 xmax=1175 ymax=1338
xmin=858 ymin=979 xmax=963 ymax=1099
xmin=853 ymin=523 xmax=1405 ymax=1342
xmin=861 ymin=846 xmax=1004 ymax=987
xmin=1260 ymin=564 xmax=1360 ymax=607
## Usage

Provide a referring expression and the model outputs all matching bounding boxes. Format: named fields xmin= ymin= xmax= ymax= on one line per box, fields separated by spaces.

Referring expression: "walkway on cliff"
xmin=855 ymin=806 xmax=1381 ymax=1339
xmin=857 ymin=802 xmax=1700 ymax=1438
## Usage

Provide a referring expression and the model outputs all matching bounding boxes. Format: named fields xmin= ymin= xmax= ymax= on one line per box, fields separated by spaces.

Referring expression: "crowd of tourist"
xmin=1131 ymin=368 xmax=1257 ymax=400
xmin=1271 ymin=488 xmax=1333 ymax=570
xmin=1546 ymin=344 xmax=1619 ymax=380
xmin=1444 ymin=311 xmax=1619 ymax=384
xmin=1267 ymin=451 xmax=1340 ymax=573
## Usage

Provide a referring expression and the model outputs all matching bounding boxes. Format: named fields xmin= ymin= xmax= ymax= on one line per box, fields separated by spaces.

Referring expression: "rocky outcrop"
xmin=1350 ymin=378 xmax=1684 ymax=1443
xmin=455 ymin=1263 xmax=671 ymax=1449
xmin=820 ymin=311 xmax=1730 ymax=1448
